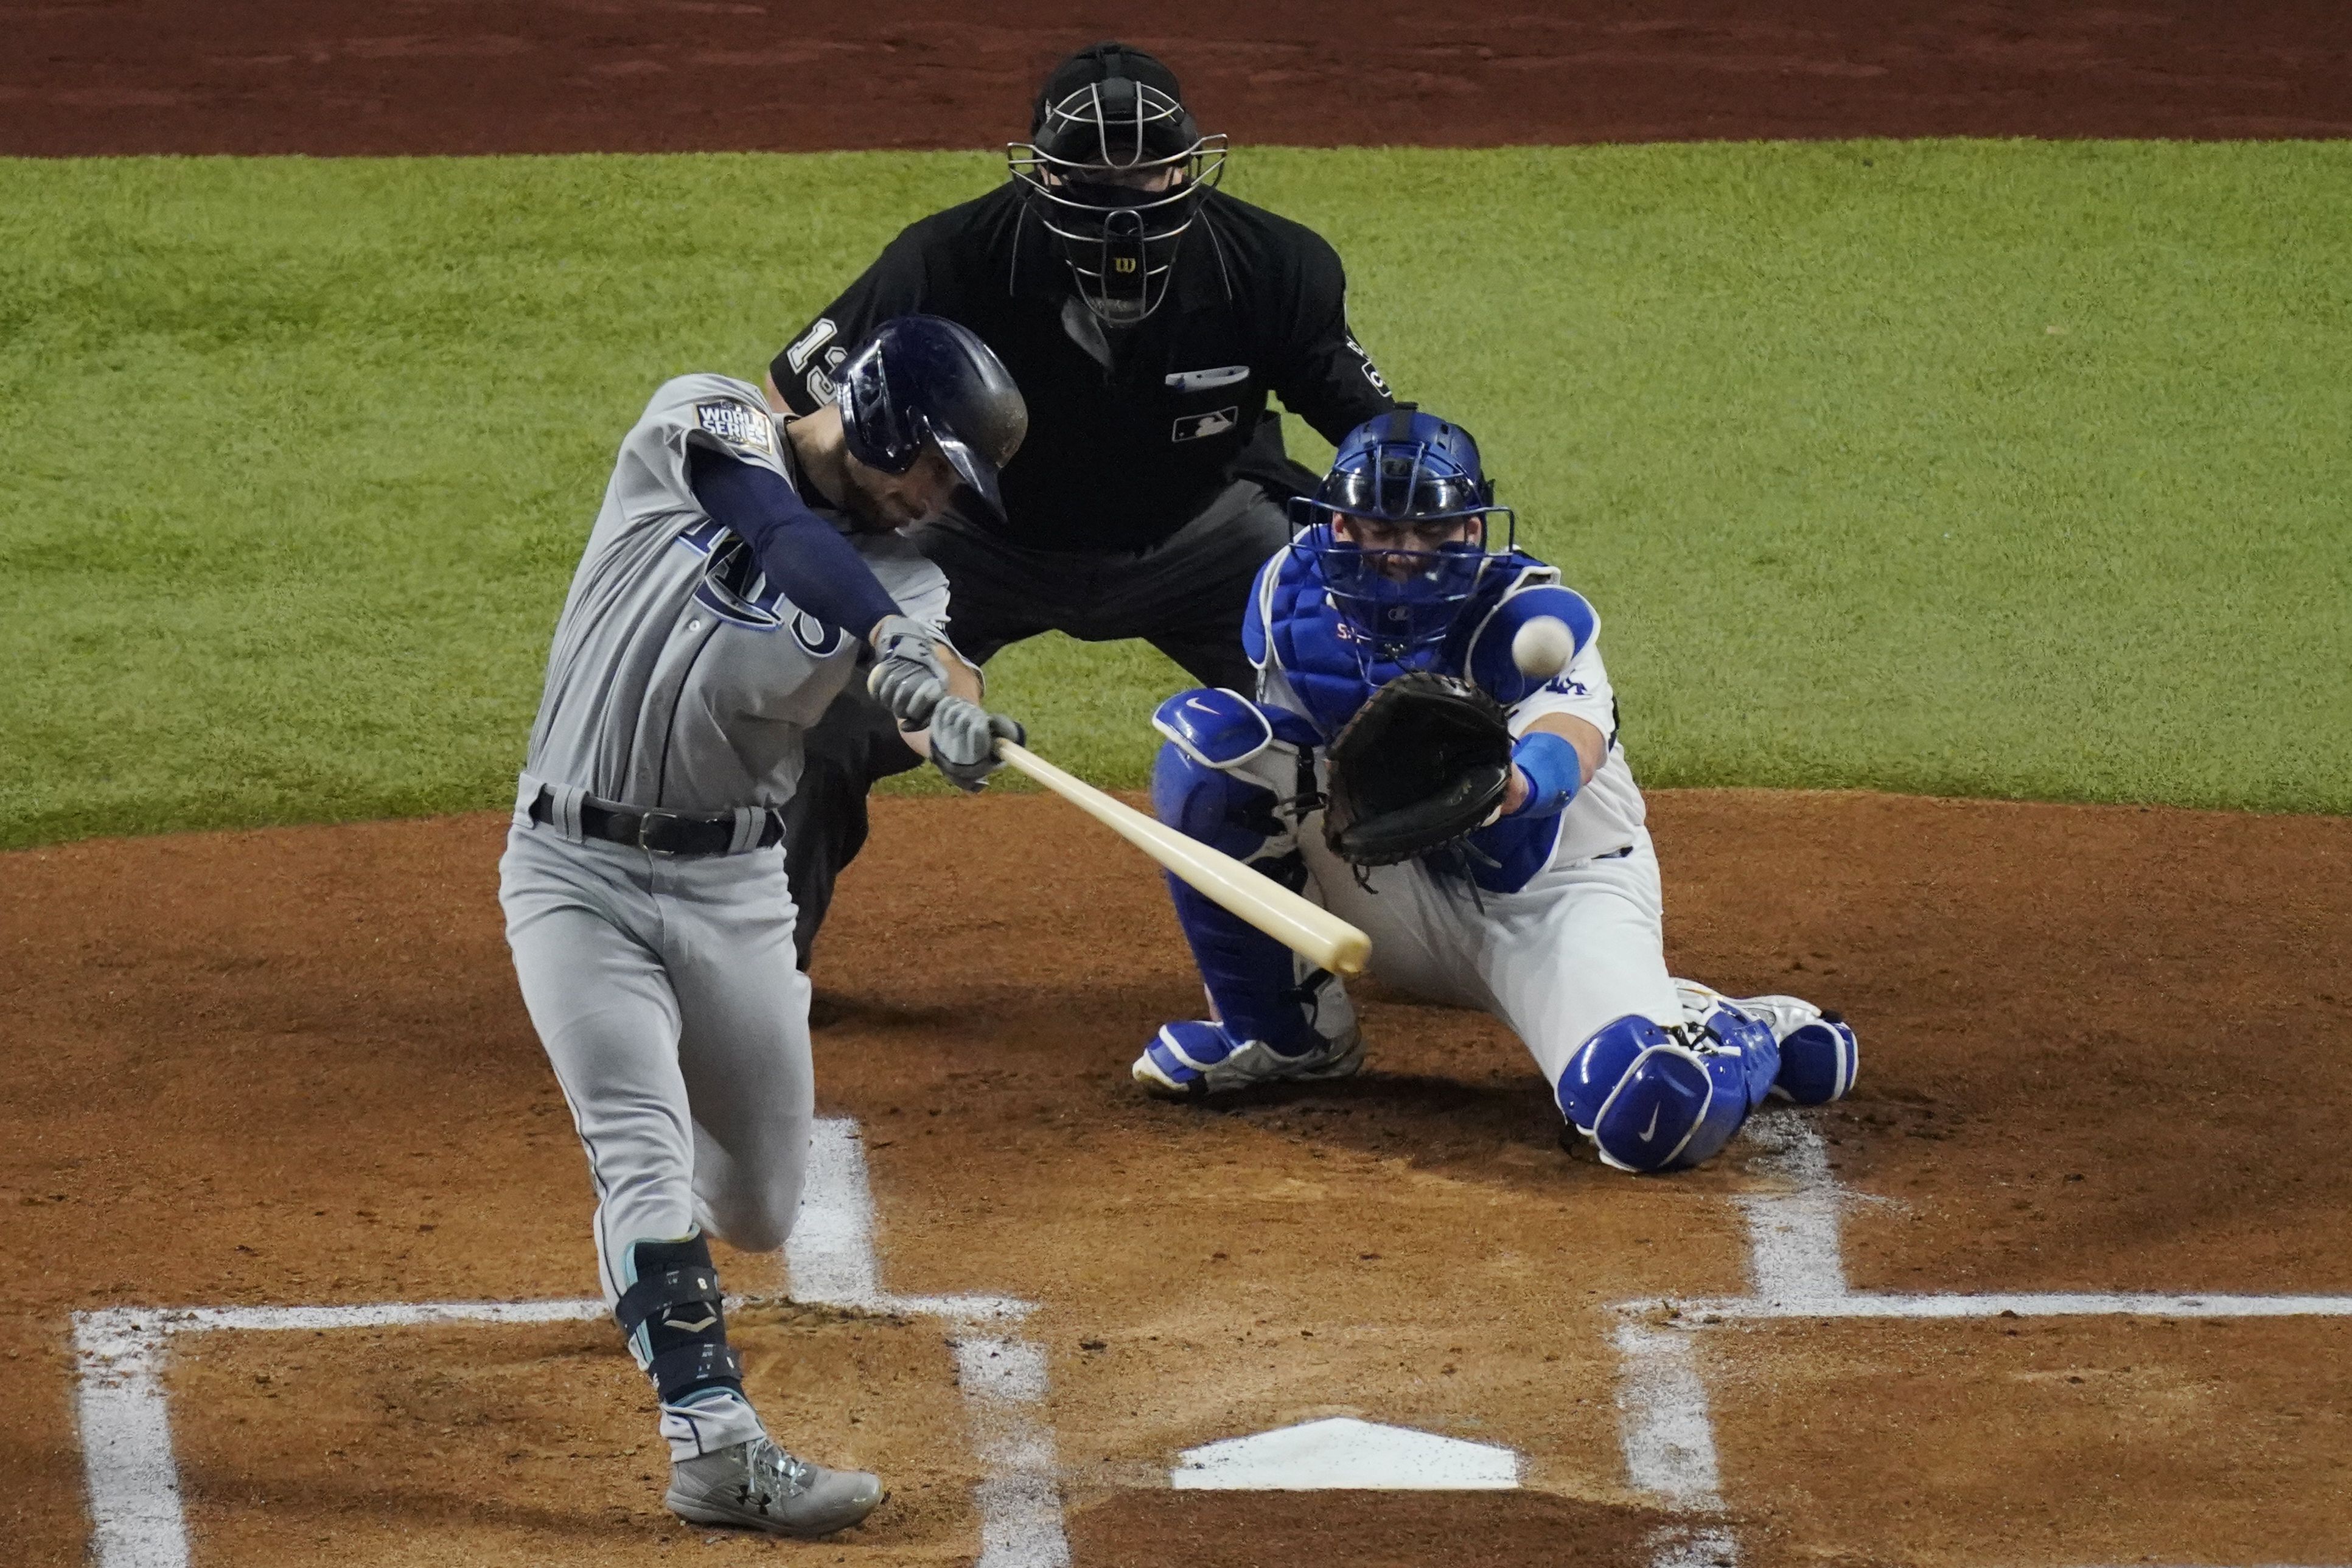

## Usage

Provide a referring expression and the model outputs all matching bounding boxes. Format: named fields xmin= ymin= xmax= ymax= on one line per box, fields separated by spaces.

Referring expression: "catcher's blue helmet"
xmin=1291 ymin=406 xmax=1515 ymax=657
xmin=836 ymin=315 xmax=1028 ymax=520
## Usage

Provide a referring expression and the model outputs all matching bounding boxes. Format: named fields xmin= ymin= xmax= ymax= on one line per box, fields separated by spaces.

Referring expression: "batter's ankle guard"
xmin=616 ymin=1233 xmax=744 ymax=1405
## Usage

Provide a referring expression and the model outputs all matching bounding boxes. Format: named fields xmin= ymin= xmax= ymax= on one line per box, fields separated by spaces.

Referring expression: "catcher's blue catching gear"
xmin=1731 ymin=992 xmax=1862 ymax=1106
xmin=1288 ymin=406 xmax=1516 ymax=661
xmin=1557 ymin=989 xmax=1859 ymax=1171
xmin=1132 ymin=1016 xmax=1365 ymax=1098
xmin=1557 ymin=1005 xmax=1779 ymax=1174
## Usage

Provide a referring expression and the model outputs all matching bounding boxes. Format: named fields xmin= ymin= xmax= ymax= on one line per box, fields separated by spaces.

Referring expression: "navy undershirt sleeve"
xmin=686 ymin=445 xmax=901 ymax=641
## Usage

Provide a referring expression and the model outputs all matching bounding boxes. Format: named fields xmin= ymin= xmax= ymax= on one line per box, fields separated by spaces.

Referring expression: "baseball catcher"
xmin=1135 ymin=408 xmax=1859 ymax=1171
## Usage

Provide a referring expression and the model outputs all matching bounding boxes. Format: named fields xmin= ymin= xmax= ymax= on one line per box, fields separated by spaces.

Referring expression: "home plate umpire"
xmin=764 ymin=40 xmax=1397 ymax=978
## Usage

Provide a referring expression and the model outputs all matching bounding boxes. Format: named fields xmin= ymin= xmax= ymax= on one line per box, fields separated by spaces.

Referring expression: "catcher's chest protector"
xmin=1259 ymin=551 xmax=1568 ymax=891
xmin=1264 ymin=553 xmax=1456 ymax=736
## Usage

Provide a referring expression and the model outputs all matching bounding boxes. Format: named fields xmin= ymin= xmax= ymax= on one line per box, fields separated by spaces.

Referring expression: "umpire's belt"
xmin=529 ymin=789 xmax=783 ymax=857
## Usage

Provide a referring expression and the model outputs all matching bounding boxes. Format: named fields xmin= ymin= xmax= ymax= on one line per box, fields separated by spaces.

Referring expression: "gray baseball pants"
xmin=499 ymin=814 xmax=814 ymax=1306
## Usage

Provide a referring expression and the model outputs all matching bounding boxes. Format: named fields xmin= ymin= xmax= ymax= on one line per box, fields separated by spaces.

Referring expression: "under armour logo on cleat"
xmin=663 ymin=1311 xmax=718 ymax=1333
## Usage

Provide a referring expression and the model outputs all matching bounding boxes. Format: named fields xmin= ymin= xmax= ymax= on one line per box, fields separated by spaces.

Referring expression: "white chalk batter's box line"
xmin=70 ymin=1114 xmax=2352 ymax=1568
xmin=72 ymin=1120 xmax=1071 ymax=1568
xmin=1612 ymin=1113 xmax=2352 ymax=1568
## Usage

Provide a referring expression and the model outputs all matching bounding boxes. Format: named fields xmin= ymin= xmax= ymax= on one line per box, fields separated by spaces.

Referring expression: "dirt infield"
xmin=5 ymin=792 xmax=2349 ymax=1566
xmin=12 ymin=5 xmax=2352 ymax=1564
xmin=8 ymin=0 xmax=2352 ymax=156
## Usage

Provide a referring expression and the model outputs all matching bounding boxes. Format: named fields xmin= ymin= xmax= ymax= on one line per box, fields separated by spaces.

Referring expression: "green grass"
xmin=2 ymin=142 xmax=2347 ymax=847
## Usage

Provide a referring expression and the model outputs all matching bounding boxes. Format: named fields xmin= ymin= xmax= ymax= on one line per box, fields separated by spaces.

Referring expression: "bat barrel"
xmin=995 ymin=740 xmax=1370 ymax=976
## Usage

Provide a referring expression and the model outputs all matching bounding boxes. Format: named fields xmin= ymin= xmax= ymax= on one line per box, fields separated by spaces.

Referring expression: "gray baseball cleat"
xmin=1133 ymin=1018 xmax=1365 ymax=1097
xmin=665 ymin=1437 xmax=883 ymax=1538
xmin=1675 ymin=980 xmax=1859 ymax=1106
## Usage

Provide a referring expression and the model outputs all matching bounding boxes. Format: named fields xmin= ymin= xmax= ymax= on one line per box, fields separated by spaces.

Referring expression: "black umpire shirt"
xmin=770 ymin=183 xmax=1395 ymax=556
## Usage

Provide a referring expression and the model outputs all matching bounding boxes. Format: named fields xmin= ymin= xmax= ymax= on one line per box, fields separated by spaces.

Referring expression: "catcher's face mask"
xmin=1291 ymin=409 xmax=1515 ymax=660
xmin=1009 ymin=75 xmax=1226 ymax=326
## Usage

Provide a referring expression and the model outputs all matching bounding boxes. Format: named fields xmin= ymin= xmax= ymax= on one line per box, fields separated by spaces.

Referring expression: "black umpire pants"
xmin=783 ymin=481 xmax=1293 ymax=970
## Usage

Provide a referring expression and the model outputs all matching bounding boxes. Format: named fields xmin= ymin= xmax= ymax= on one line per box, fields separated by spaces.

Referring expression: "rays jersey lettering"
xmin=672 ymin=519 xmax=847 ymax=655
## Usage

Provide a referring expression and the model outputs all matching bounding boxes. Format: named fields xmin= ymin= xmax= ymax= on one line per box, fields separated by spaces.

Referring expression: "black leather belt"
xmin=529 ymin=790 xmax=783 ymax=857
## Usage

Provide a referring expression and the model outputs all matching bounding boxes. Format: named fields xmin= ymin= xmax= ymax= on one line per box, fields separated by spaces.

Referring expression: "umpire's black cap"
xmin=1033 ymin=42 xmax=1184 ymax=128
xmin=1030 ymin=43 xmax=1197 ymax=162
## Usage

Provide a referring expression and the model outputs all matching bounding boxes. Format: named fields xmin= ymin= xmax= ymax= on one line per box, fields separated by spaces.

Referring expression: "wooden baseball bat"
xmin=994 ymin=739 xmax=1371 ymax=977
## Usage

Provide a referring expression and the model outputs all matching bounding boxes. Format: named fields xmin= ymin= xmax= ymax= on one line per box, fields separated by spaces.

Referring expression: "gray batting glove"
xmin=927 ymin=699 xmax=1025 ymax=793
xmin=868 ymin=615 xmax=948 ymax=731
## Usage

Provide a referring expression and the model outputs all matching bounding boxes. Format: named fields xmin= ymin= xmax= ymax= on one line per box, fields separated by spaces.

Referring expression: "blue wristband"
xmin=1507 ymin=731 xmax=1582 ymax=818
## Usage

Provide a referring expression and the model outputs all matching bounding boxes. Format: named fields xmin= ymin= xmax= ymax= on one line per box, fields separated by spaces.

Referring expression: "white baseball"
xmin=1510 ymin=615 xmax=1574 ymax=679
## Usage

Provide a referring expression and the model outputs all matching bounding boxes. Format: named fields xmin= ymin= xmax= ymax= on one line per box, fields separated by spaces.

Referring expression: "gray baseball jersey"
xmin=501 ymin=371 xmax=946 ymax=1468
xmin=520 ymin=372 xmax=947 ymax=814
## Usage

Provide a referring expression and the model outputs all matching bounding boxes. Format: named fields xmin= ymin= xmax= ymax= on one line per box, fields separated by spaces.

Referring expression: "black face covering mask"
xmin=1008 ymin=71 xmax=1226 ymax=325
xmin=1046 ymin=182 xmax=1201 ymax=324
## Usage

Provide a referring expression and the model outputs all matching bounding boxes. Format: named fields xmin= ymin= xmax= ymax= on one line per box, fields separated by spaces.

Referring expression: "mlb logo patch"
xmin=1171 ymin=406 xmax=1240 ymax=442
xmin=696 ymin=400 xmax=776 ymax=456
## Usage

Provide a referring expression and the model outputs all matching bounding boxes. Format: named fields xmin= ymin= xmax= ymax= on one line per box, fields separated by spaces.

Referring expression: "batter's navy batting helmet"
xmin=1291 ymin=407 xmax=1516 ymax=658
xmin=1008 ymin=43 xmax=1227 ymax=325
xmin=836 ymin=315 xmax=1028 ymax=520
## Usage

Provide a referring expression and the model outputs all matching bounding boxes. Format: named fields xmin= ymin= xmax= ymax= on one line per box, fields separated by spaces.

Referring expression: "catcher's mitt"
xmin=1322 ymin=672 xmax=1513 ymax=866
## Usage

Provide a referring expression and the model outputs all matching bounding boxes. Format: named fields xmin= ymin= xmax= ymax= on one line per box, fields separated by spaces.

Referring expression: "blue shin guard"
xmin=1151 ymin=715 xmax=1335 ymax=1056
xmin=1557 ymin=1008 xmax=1779 ymax=1174
xmin=1773 ymin=1012 xmax=1859 ymax=1105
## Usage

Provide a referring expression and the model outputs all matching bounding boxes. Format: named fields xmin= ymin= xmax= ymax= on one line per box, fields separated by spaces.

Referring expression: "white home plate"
xmin=1169 ymin=1417 xmax=1521 ymax=1491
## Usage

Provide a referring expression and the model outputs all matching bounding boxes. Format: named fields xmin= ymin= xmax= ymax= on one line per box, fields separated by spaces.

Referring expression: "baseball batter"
xmin=499 ymin=317 xmax=1025 ymax=1535
xmin=1137 ymin=408 xmax=1860 ymax=1171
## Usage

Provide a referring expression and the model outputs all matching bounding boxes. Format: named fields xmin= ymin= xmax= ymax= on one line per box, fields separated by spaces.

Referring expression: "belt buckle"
xmin=635 ymin=809 xmax=687 ymax=855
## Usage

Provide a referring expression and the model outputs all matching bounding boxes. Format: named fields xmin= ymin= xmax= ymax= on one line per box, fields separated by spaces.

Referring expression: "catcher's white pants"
xmin=498 ymin=821 xmax=814 ymax=1306
xmin=1303 ymin=826 xmax=1682 ymax=1084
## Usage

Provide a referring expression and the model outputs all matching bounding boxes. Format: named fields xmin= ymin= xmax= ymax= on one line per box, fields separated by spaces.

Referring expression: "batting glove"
xmin=868 ymin=615 xmax=948 ymax=731
xmin=927 ymin=699 xmax=1025 ymax=793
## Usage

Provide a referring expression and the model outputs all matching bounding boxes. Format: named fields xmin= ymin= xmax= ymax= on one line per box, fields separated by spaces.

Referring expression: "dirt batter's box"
xmin=1614 ymin=1116 xmax=2352 ymax=1567
xmin=69 ymin=1115 xmax=2352 ymax=1568
xmin=68 ymin=1120 xmax=1069 ymax=1568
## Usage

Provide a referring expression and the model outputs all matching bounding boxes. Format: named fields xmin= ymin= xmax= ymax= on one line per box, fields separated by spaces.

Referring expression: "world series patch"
xmin=696 ymin=399 xmax=777 ymax=457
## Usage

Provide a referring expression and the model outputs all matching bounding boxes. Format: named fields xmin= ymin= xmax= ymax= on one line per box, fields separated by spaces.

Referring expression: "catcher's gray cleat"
xmin=1133 ymin=1018 xmax=1365 ymax=1097
xmin=665 ymin=1437 xmax=883 ymax=1538
xmin=1672 ymin=980 xmax=1859 ymax=1106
